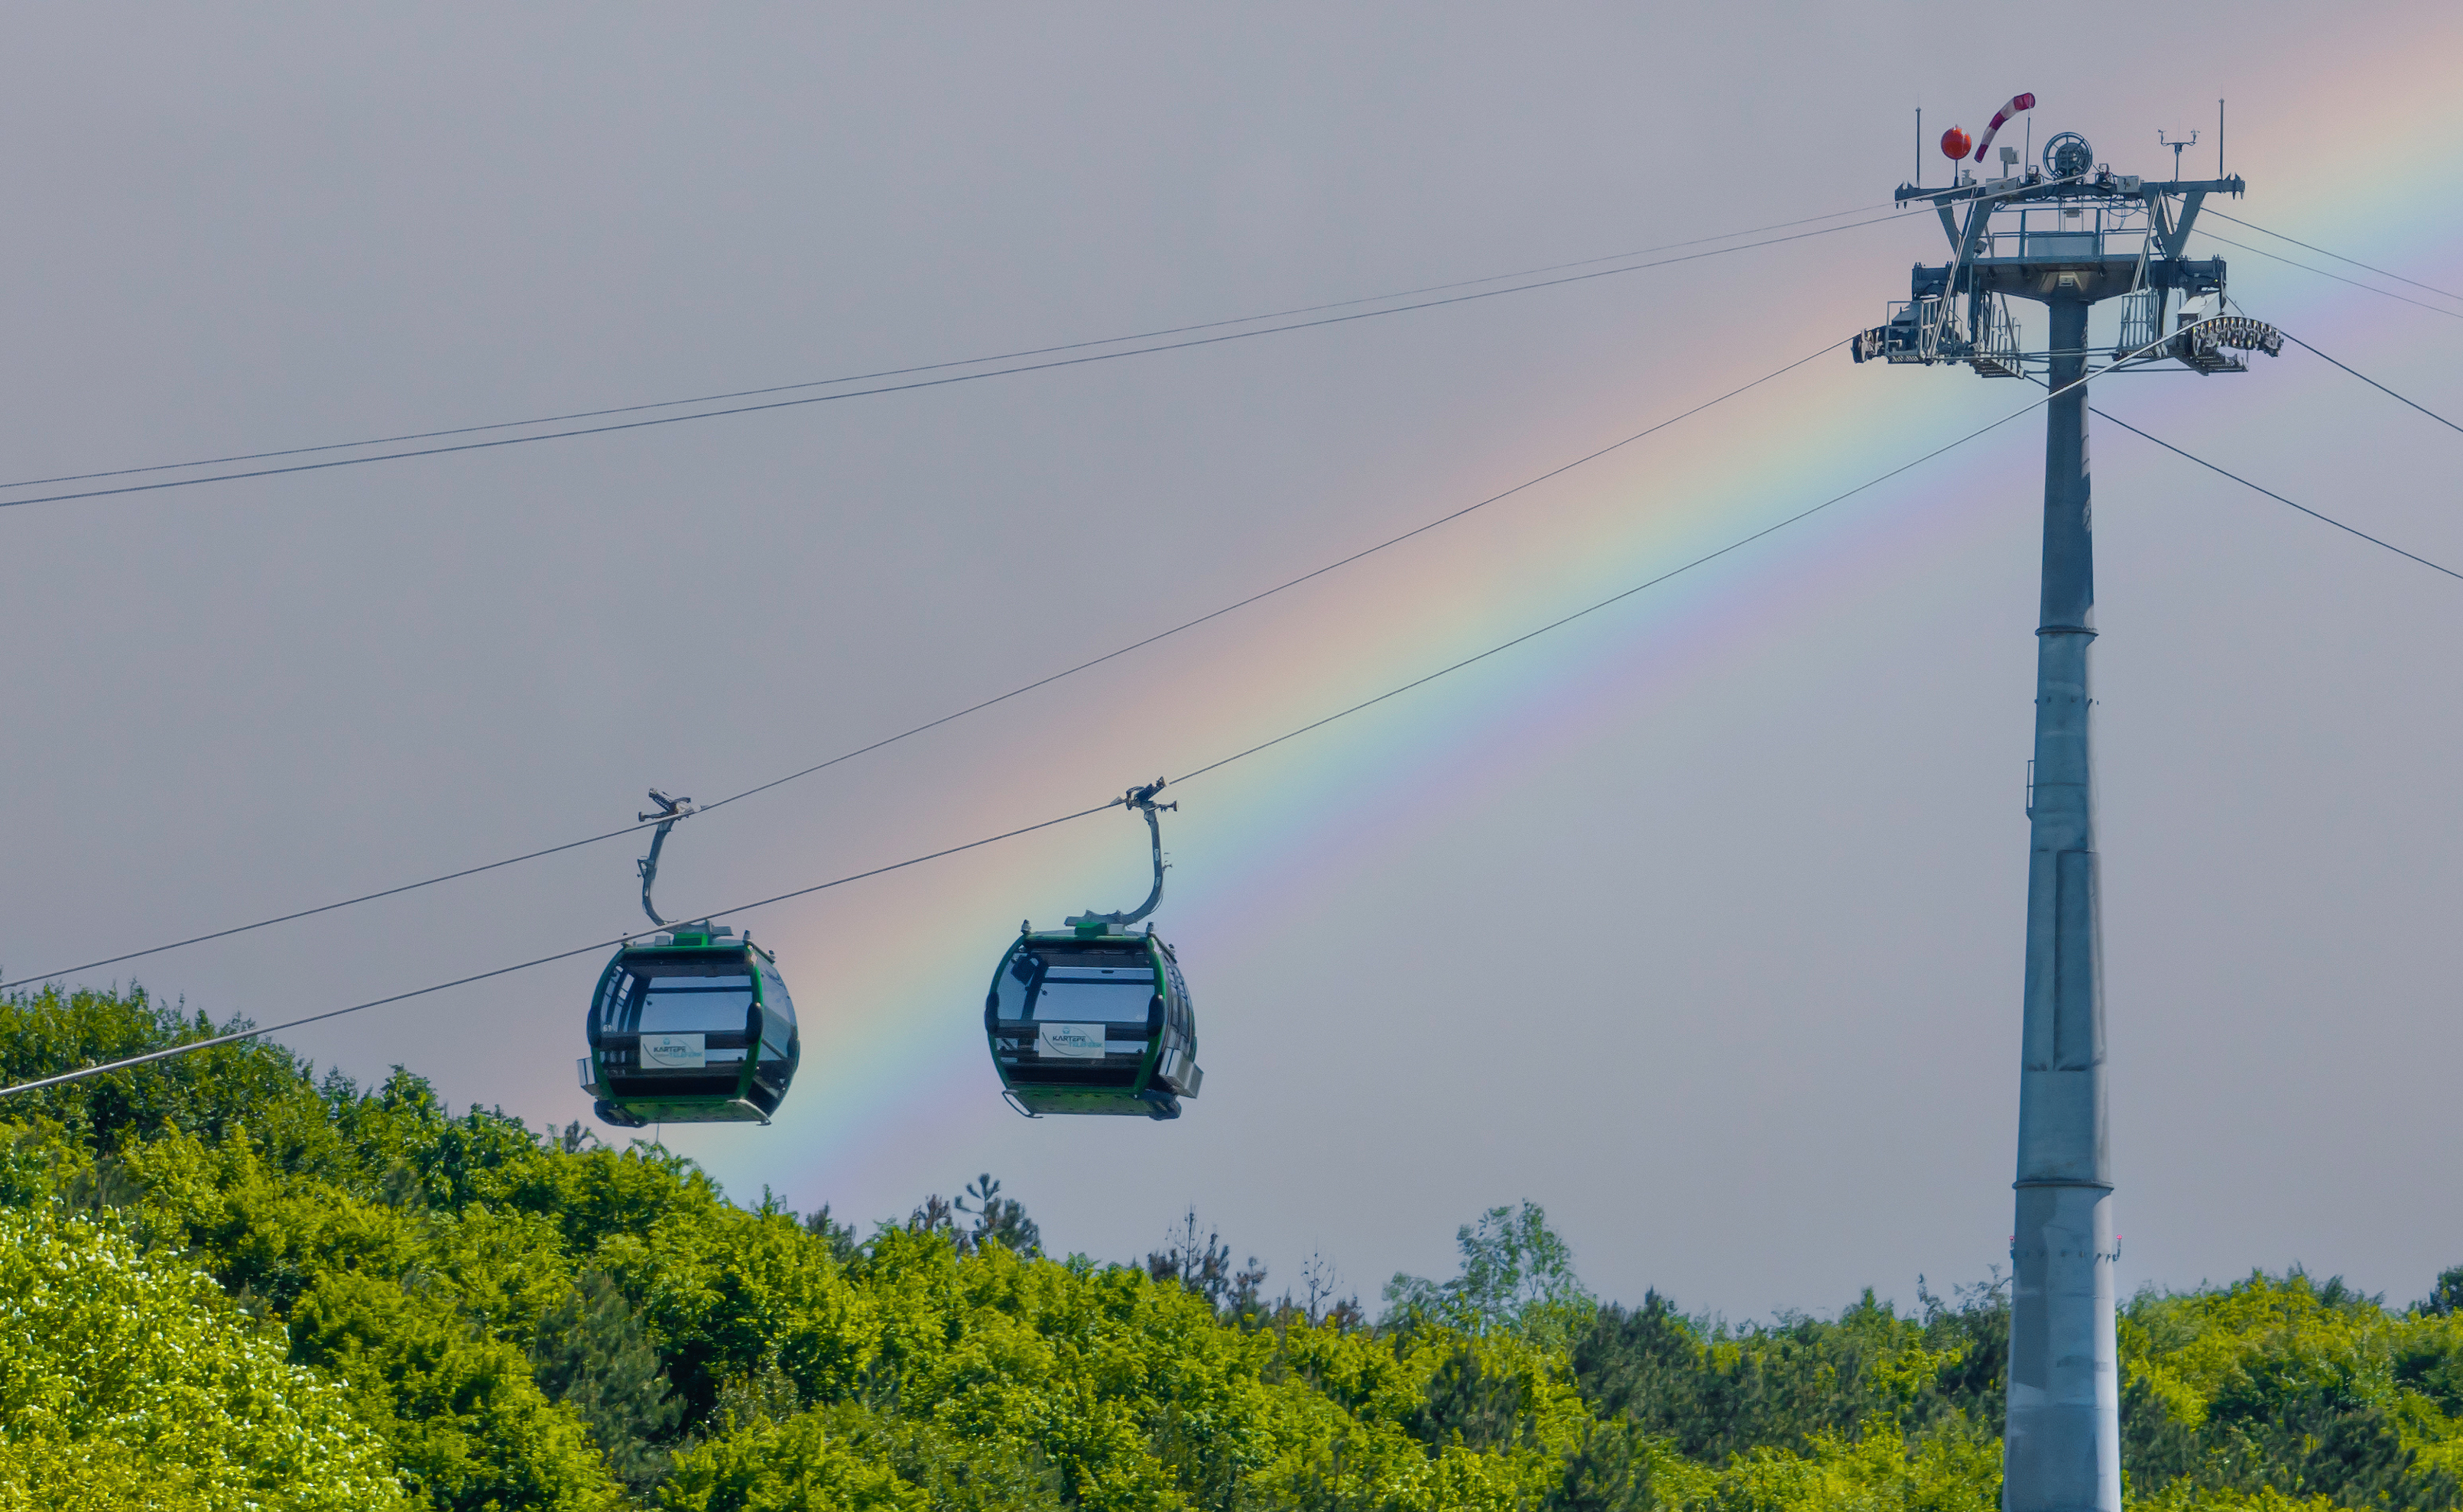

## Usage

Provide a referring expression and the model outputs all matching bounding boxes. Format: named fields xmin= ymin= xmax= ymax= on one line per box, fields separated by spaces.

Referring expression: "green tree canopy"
xmin=2 ymin=985 xmax=2458 ymax=1512
xmin=0 ymin=1204 xmax=406 ymax=1512
xmin=1385 ymin=1201 xmax=1595 ymax=1348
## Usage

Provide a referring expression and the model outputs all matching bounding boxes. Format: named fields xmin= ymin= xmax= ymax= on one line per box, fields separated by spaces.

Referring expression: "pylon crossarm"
xmin=1897 ymin=171 xmax=2241 ymax=210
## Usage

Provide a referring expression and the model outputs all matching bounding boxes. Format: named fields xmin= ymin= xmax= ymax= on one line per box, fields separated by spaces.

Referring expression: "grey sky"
xmin=3 ymin=3 xmax=2458 ymax=1319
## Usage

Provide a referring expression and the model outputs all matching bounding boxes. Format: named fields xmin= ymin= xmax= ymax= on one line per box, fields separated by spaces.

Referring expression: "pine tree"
xmin=528 ymin=1268 xmax=683 ymax=1495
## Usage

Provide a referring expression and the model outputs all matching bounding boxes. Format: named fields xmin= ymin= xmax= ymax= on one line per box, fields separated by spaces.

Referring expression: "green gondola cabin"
xmin=583 ymin=923 xmax=798 ymax=1127
xmin=984 ymin=920 xmax=1200 ymax=1119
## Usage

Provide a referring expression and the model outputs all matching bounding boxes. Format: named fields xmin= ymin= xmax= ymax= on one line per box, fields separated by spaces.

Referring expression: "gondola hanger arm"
xmin=1066 ymin=778 xmax=1175 ymax=932
xmin=635 ymin=788 xmax=697 ymax=929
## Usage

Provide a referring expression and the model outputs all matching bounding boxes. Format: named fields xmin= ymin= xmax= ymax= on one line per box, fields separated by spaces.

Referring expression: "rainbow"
xmin=664 ymin=39 xmax=2463 ymax=1221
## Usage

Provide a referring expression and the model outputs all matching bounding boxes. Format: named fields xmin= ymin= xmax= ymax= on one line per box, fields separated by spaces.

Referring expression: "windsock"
xmin=1972 ymin=92 xmax=2036 ymax=162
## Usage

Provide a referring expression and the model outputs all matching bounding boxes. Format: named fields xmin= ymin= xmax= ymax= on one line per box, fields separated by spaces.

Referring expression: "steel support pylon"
xmin=1864 ymin=143 xmax=2260 ymax=1512
xmin=2005 ymin=296 xmax=2120 ymax=1512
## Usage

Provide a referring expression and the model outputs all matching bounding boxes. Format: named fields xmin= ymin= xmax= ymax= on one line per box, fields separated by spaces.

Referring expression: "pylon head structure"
xmin=1852 ymin=125 xmax=2275 ymax=378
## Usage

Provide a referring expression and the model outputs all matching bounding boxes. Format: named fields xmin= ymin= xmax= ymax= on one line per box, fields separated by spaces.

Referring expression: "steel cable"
xmin=2090 ymin=406 xmax=2463 ymax=582
xmin=2195 ymin=229 xmax=2463 ymax=323
xmin=2201 ymin=209 xmax=2463 ymax=304
xmin=0 ymin=800 xmax=1121 ymax=1099
xmin=0 ymin=202 xmax=1899 ymax=493
xmin=0 ymin=337 xmax=1848 ymax=992
xmin=2273 ymin=333 xmax=2463 ymax=437
xmin=2023 ymin=316 xmax=2463 ymax=579
xmin=0 ymin=213 xmax=1916 ymax=511
xmin=7 ymin=339 xmax=2185 ymax=1098
xmin=39 ymin=321 xmax=2448 ymax=1101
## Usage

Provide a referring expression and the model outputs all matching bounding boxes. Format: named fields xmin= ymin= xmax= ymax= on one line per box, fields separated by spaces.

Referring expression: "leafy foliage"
xmin=2120 ymin=1270 xmax=2463 ymax=1510
xmin=0 ymin=985 xmax=312 ymax=1153
xmin=1145 ymin=1205 xmax=1268 ymax=1319
xmin=956 ymin=1173 xmax=1043 ymax=1257
xmin=0 ymin=1203 xmax=405 ymax=1511
xmin=2420 ymin=1270 xmax=2463 ymax=1322
xmin=1571 ymin=1277 xmax=2006 ymax=1464
xmin=902 ymin=1174 xmax=1043 ymax=1261
xmin=1 ymin=985 xmax=2456 ymax=1512
xmin=1385 ymin=1202 xmax=1595 ymax=1348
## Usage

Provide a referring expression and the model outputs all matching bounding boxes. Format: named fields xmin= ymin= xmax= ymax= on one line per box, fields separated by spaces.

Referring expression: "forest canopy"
xmin=1 ymin=984 xmax=2456 ymax=1512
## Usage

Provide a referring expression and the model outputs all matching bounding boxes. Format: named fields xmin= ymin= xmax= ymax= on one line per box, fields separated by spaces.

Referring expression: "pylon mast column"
xmin=2005 ymin=293 xmax=2119 ymax=1512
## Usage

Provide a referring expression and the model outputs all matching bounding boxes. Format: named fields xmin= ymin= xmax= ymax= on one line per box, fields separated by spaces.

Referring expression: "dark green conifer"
xmin=529 ymin=1267 xmax=683 ymax=1496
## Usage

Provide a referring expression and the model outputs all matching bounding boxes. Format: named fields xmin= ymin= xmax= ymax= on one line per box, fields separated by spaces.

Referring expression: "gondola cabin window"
xmin=996 ymin=949 xmax=1152 ymax=1012
xmin=601 ymin=958 xmax=755 ymax=1037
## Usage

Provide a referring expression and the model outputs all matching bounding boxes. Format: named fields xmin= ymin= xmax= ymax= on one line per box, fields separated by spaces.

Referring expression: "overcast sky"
xmin=3 ymin=2 xmax=2458 ymax=1322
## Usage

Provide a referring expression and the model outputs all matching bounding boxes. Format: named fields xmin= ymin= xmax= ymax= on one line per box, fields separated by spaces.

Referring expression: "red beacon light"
xmin=1940 ymin=125 xmax=1974 ymax=160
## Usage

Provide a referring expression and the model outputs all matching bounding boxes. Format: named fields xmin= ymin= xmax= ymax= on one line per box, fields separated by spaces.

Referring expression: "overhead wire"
xmin=0 ymin=800 xmax=1122 ymax=1100
xmin=0 ymin=212 xmax=1916 ymax=511
xmin=2194 ymin=229 xmax=2463 ymax=323
xmin=1163 ymin=323 xmax=2276 ymax=786
xmin=0 ymin=201 xmax=1898 ymax=493
xmin=2273 ymin=333 xmax=2463 ymax=437
xmin=2 ymin=333 xmax=2191 ymax=1098
xmin=0 ymin=820 xmax=671 ymax=993
xmin=2020 ymin=316 xmax=2463 ymax=581
xmin=18 ymin=300 xmax=2453 ymax=1010
xmin=2201 ymin=209 xmax=2463 ymax=304
xmin=0 ymin=336 xmax=1850 ymax=992
xmin=2088 ymin=405 xmax=2463 ymax=583
xmin=1169 ymin=413 xmax=2026 ymax=782
xmin=682 ymin=340 xmax=1850 ymax=819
